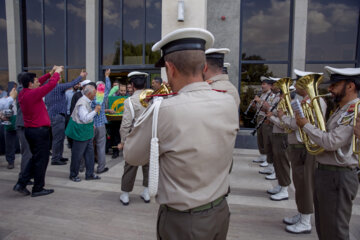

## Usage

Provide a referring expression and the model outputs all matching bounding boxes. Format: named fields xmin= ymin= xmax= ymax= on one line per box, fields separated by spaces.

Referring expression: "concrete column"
xmin=291 ymin=0 xmax=308 ymax=77
xmin=207 ymin=0 xmax=240 ymax=89
xmin=160 ymin=0 xmax=208 ymax=80
xmin=86 ymin=0 xmax=99 ymax=82
xmin=5 ymin=0 xmax=22 ymax=83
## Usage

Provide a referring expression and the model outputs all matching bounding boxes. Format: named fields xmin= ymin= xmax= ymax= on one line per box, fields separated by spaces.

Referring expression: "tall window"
xmin=101 ymin=0 xmax=162 ymax=68
xmin=305 ymin=0 xmax=360 ymax=72
xmin=0 ymin=0 xmax=8 ymax=88
xmin=21 ymin=0 xmax=86 ymax=82
xmin=239 ymin=0 xmax=294 ymax=128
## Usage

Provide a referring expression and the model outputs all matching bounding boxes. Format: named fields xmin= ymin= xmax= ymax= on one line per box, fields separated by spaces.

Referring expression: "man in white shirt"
xmin=65 ymin=85 xmax=101 ymax=182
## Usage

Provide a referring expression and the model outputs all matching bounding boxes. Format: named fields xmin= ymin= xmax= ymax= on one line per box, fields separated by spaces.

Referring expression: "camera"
xmin=1 ymin=106 xmax=14 ymax=125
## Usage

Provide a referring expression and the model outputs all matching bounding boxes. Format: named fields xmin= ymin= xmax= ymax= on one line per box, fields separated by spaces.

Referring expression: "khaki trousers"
xmin=121 ymin=162 xmax=149 ymax=192
xmin=157 ymin=198 xmax=230 ymax=240
xmin=288 ymin=145 xmax=315 ymax=214
xmin=314 ymin=168 xmax=359 ymax=240
xmin=272 ymin=134 xmax=290 ymax=186
xmin=256 ymin=122 xmax=274 ymax=163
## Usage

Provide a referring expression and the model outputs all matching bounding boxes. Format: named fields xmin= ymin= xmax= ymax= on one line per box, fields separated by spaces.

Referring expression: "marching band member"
xmin=118 ymin=72 xmax=150 ymax=205
xmin=266 ymin=84 xmax=293 ymax=201
xmin=252 ymin=77 xmax=276 ymax=168
xmin=204 ymin=48 xmax=240 ymax=107
xmin=280 ymin=69 xmax=327 ymax=234
xmin=295 ymin=66 xmax=360 ymax=239
xmin=123 ymin=28 xmax=238 ymax=239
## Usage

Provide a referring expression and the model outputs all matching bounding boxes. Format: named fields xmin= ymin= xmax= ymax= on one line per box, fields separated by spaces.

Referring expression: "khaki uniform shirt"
xmin=302 ymin=98 xmax=358 ymax=167
xmin=120 ymin=90 xmax=146 ymax=143
xmin=209 ymin=74 xmax=240 ymax=107
xmin=256 ymin=90 xmax=273 ymax=118
xmin=124 ymin=82 xmax=239 ymax=210
xmin=282 ymin=97 xmax=327 ymax=145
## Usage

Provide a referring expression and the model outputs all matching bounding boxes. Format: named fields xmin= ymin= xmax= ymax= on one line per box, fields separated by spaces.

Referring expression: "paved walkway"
xmin=0 ymin=148 xmax=359 ymax=240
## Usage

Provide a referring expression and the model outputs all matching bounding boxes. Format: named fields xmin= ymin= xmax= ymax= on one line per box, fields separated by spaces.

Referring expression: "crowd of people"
xmin=1 ymin=26 xmax=360 ymax=240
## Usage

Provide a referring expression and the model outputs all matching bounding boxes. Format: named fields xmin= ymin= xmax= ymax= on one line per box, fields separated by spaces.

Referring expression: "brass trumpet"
xmin=139 ymin=83 xmax=171 ymax=107
xmin=274 ymin=77 xmax=294 ymax=133
xmin=296 ymin=74 xmax=327 ymax=155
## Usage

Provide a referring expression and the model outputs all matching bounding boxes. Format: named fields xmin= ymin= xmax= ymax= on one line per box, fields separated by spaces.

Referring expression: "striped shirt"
xmin=45 ymin=76 xmax=82 ymax=118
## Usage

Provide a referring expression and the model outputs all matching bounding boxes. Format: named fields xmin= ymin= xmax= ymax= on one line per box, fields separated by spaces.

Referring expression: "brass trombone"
xmin=296 ymin=74 xmax=328 ymax=155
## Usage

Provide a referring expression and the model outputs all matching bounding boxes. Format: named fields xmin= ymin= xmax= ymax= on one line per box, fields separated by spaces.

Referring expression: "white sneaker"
xmin=283 ymin=213 xmax=301 ymax=225
xmin=285 ymin=214 xmax=312 ymax=234
xmin=270 ymin=187 xmax=288 ymax=201
xmin=267 ymin=185 xmax=281 ymax=195
xmin=120 ymin=192 xmax=129 ymax=205
xmin=253 ymin=154 xmax=266 ymax=163
xmin=140 ymin=187 xmax=150 ymax=203
xmin=259 ymin=164 xmax=274 ymax=175
xmin=260 ymin=161 xmax=269 ymax=167
xmin=265 ymin=172 xmax=277 ymax=180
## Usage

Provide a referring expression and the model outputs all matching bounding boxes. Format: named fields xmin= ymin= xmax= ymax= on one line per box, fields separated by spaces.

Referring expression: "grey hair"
xmin=83 ymin=85 xmax=95 ymax=96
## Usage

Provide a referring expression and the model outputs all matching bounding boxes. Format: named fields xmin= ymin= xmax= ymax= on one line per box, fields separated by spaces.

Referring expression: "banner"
xmin=108 ymin=96 xmax=128 ymax=114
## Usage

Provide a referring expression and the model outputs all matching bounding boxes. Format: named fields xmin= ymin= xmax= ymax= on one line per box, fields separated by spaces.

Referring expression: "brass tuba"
xmin=139 ymin=83 xmax=171 ymax=107
xmin=274 ymin=78 xmax=294 ymax=133
xmin=296 ymin=74 xmax=328 ymax=155
xmin=352 ymin=101 xmax=360 ymax=161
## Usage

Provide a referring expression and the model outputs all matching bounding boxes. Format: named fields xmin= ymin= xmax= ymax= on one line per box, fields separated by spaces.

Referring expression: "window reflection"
xmin=67 ymin=69 xmax=83 ymax=83
xmin=242 ymin=0 xmax=291 ymax=61
xmin=68 ymin=0 xmax=86 ymax=66
xmin=306 ymin=0 xmax=360 ymax=61
xmin=0 ymin=0 xmax=7 ymax=69
xmin=123 ymin=0 xmax=145 ymax=64
xmin=102 ymin=0 xmax=122 ymax=65
xmin=24 ymin=0 xmax=42 ymax=67
xmin=44 ymin=0 xmax=65 ymax=67
xmin=101 ymin=0 xmax=161 ymax=66
xmin=146 ymin=0 xmax=161 ymax=64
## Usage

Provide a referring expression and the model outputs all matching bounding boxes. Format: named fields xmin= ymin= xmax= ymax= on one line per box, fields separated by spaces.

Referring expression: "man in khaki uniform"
xmin=118 ymin=71 xmax=149 ymax=205
xmin=280 ymin=70 xmax=327 ymax=234
xmin=123 ymin=28 xmax=239 ymax=240
xmin=296 ymin=66 xmax=360 ymax=240
xmin=266 ymin=84 xmax=294 ymax=201
xmin=252 ymin=77 xmax=276 ymax=167
xmin=204 ymin=48 xmax=240 ymax=107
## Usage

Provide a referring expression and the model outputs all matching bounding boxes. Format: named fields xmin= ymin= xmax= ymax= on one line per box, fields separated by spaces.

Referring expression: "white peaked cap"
xmin=324 ymin=66 xmax=360 ymax=76
xmin=205 ymin=48 xmax=230 ymax=55
xmin=80 ymin=79 xmax=91 ymax=87
xmin=294 ymin=69 xmax=323 ymax=77
xmin=127 ymin=71 xmax=149 ymax=78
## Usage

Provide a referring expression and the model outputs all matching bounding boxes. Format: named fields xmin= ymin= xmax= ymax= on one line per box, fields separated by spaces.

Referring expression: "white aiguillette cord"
xmin=134 ymin=97 xmax=163 ymax=198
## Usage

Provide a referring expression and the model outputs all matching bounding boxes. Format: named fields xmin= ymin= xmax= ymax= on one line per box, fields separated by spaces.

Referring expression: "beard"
xmin=332 ymin=83 xmax=347 ymax=104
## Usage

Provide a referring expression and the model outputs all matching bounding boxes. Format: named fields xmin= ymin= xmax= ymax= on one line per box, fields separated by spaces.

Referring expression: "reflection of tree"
xmin=111 ymin=40 xmax=160 ymax=65
xmin=241 ymin=53 xmax=274 ymax=83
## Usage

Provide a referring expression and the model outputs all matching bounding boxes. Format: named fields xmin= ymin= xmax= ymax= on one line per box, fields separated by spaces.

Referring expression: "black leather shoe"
xmin=85 ymin=174 xmax=101 ymax=180
xmin=7 ymin=163 xmax=14 ymax=169
xmin=51 ymin=161 xmax=67 ymax=165
xmin=97 ymin=167 xmax=109 ymax=174
xmin=69 ymin=176 xmax=81 ymax=182
xmin=13 ymin=184 xmax=30 ymax=196
xmin=112 ymin=152 xmax=119 ymax=159
xmin=31 ymin=189 xmax=54 ymax=197
xmin=60 ymin=158 xmax=68 ymax=162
